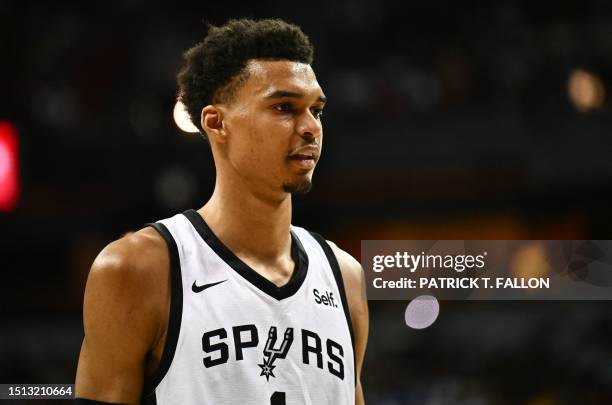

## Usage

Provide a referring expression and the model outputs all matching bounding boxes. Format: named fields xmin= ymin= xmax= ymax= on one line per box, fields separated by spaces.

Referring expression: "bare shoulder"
xmin=76 ymin=226 xmax=170 ymax=402
xmin=88 ymin=227 xmax=168 ymax=291
xmin=84 ymin=226 xmax=170 ymax=341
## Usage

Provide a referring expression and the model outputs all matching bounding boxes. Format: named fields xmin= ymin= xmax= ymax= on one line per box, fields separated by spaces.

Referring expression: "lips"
xmin=288 ymin=146 xmax=319 ymax=170
xmin=288 ymin=156 xmax=316 ymax=170
xmin=290 ymin=153 xmax=316 ymax=160
xmin=288 ymin=146 xmax=320 ymax=161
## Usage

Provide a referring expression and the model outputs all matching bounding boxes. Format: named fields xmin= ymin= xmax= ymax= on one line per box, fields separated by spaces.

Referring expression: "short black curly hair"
xmin=177 ymin=18 xmax=314 ymax=134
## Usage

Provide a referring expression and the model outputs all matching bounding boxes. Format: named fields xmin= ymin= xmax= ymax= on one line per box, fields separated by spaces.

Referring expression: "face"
xmin=209 ymin=60 xmax=325 ymax=200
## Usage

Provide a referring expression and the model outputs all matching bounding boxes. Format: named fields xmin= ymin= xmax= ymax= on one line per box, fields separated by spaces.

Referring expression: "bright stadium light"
xmin=567 ymin=69 xmax=605 ymax=112
xmin=173 ymin=100 xmax=200 ymax=133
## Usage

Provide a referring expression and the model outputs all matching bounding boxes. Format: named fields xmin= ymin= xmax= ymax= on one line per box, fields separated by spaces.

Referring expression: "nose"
xmin=296 ymin=110 xmax=322 ymax=141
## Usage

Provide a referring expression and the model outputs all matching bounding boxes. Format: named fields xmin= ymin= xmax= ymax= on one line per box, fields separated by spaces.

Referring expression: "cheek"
xmin=246 ymin=117 xmax=291 ymax=159
xmin=226 ymin=109 xmax=295 ymax=178
xmin=228 ymin=119 xmax=280 ymax=172
xmin=227 ymin=111 xmax=258 ymax=157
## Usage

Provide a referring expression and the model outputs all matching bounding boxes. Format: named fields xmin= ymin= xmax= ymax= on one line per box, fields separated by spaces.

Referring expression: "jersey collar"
xmin=182 ymin=209 xmax=309 ymax=301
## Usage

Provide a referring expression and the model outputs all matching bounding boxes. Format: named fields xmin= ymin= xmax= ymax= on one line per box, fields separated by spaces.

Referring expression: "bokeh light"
xmin=511 ymin=243 xmax=550 ymax=282
xmin=173 ymin=100 xmax=200 ymax=133
xmin=0 ymin=121 xmax=19 ymax=212
xmin=567 ymin=69 xmax=605 ymax=112
xmin=404 ymin=295 xmax=440 ymax=329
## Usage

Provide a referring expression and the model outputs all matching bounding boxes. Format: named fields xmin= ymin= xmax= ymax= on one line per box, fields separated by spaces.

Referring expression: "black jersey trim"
xmin=140 ymin=222 xmax=182 ymax=405
xmin=182 ymin=209 xmax=309 ymax=301
xmin=308 ymin=232 xmax=356 ymax=385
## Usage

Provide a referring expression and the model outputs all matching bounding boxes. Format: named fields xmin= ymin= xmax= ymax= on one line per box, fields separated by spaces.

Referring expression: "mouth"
xmin=288 ymin=154 xmax=316 ymax=170
xmin=288 ymin=147 xmax=319 ymax=170
xmin=288 ymin=146 xmax=319 ymax=160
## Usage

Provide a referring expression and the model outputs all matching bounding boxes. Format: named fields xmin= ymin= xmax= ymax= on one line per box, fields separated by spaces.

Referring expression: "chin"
xmin=282 ymin=179 xmax=313 ymax=194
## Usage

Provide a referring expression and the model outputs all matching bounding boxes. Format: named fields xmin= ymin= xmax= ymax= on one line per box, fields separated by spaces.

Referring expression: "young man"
xmin=75 ymin=19 xmax=368 ymax=405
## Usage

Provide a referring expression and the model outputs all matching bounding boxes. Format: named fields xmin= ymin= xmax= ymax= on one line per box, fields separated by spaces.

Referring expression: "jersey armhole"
xmin=141 ymin=222 xmax=183 ymax=404
xmin=308 ymin=231 xmax=356 ymax=386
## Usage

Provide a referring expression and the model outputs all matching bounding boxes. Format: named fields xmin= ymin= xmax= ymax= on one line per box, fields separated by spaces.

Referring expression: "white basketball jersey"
xmin=140 ymin=210 xmax=355 ymax=405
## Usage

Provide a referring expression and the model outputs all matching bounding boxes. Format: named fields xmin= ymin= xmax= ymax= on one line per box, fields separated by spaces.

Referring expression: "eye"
xmin=274 ymin=103 xmax=292 ymax=112
xmin=311 ymin=108 xmax=324 ymax=119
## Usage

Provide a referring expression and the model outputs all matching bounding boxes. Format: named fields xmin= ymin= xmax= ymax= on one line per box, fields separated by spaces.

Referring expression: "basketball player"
xmin=75 ymin=19 xmax=368 ymax=405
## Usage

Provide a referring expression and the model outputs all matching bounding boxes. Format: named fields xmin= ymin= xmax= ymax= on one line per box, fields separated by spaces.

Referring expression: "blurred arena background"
xmin=2 ymin=1 xmax=612 ymax=404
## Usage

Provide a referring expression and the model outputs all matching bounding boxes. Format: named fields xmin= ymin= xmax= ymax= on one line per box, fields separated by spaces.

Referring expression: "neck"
xmin=199 ymin=178 xmax=293 ymax=262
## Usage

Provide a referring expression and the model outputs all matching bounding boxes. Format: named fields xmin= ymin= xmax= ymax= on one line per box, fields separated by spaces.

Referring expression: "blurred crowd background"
xmin=2 ymin=0 xmax=612 ymax=404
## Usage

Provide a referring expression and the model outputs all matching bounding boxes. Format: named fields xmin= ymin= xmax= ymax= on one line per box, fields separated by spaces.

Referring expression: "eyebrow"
xmin=264 ymin=90 xmax=327 ymax=104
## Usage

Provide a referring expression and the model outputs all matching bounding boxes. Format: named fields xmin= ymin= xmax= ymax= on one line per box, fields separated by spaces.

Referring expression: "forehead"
xmin=241 ymin=60 xmax=323 ymax=99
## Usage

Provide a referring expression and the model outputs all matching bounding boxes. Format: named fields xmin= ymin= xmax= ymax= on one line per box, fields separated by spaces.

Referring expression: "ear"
xmin=201 ymin=105 xmax=227 ymax=143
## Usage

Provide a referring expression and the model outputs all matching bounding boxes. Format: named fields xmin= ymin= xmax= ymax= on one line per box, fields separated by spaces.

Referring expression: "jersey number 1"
xmin=271 ymin=391 xmax=285 ymax=404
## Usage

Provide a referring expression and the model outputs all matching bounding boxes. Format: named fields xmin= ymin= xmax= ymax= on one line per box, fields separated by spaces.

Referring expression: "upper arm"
xmin=75 ymin=228 xmax=168 ymax=404
xmin=328 ymin=241 xmax=369 ymax=401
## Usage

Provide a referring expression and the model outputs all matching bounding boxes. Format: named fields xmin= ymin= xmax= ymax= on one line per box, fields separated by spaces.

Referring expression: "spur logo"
xmin=201 ymin=324 xmax=345 ymax=380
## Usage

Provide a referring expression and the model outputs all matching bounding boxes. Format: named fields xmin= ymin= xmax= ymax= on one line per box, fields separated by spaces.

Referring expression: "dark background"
xmin=2 ymin=0 xmax=612 ymax=404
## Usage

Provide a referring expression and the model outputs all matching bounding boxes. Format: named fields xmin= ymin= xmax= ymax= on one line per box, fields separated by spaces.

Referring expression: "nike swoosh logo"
xmin=192 ymin=279 xmax=227 ymax=293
